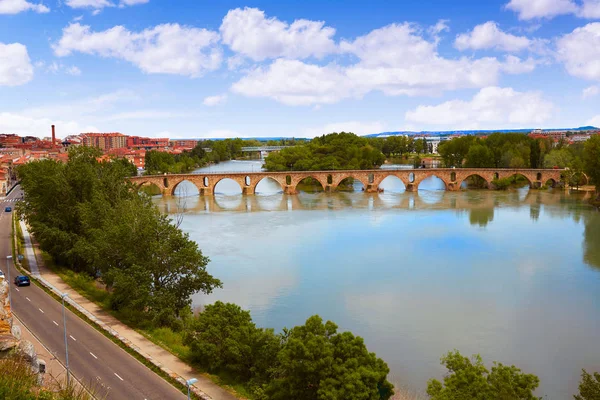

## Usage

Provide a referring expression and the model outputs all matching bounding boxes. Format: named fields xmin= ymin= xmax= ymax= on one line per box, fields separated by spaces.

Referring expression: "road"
xmin=0 ymin=187 xmax=186 ymax=400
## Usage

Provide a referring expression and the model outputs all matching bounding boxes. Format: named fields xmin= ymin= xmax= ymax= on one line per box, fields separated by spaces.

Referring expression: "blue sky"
xmin=0 ymin=0 xmax=599 ymax=138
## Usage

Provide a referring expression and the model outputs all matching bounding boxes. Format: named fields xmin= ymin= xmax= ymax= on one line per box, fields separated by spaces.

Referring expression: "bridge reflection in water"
xmin=154 ymin=182 xmax=592 ymax=216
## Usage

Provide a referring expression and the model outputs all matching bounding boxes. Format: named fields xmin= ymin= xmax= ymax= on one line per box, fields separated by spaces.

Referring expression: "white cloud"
xmin=53 ymin=23 xmax=221 ymax=77
xmin=405 ymin=87 xmax=554 ymax=128
xmin=0 ymin=90 xmax=138 ymax=137
xmin=428 ymin=19 xmax=450 ymax=37
xmin=302 ymin=121 xmax=386 ymax=138
xmin=220 ymin=7 xmax=336 ymax=61
xmin=202 ymin=94 xmax=227 ymax=106
xmin=505 ymin=0 xmax=578 ymax=20
xmin=232 ymin=59 xmax=360 ymax=106
xmin=583 ymin=85 xmax=600 ymax=98
xmin=0 ymin=42 xmax=34 ymax=86
xmin=0 ymin=112 xmax=98 ymax=137
xmin=556 ymin=23 xmax=600 ymax=81
xmin=0 ymin=0 xmax=49 ymax=14
xmin=66 ymin=0 xmax=112 ymax=9
xmin=579 ymin=0 xmax=600 ymax=18
xmin=506 ymin=0 xmax=600 ymax=20
xmin=65 ymin=0 xmax=148 ymax=10
xmin=45 ymin=62 xmax=82 ymax=76
xmin=232 ymin=23 xmax=536 ymax=106
xmin=119 ymin=0 xmax=148 ymax=6
xmin=500 ymin=55 xmax=537 ymax=74
xmin=455 ymin=21 xmax=531 ymax=52
xmin=66 ymin=66 xmax=82 ymax=76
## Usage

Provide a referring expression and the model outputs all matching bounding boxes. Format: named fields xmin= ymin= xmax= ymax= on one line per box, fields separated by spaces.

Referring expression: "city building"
xmin=169 ymin=139 xmax=199 ymax=150
xmin=127 ymin=136 xmax=169 ymax=150
xmin=81 ymin=133 xmax=127 ymax=150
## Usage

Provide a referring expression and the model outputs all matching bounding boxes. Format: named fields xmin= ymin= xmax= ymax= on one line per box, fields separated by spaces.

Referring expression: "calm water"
xmin=153 ymin=160 xmax=600 ymax=398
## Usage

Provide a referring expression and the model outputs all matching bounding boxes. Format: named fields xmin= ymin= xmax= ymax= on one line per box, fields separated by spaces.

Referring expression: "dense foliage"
xmin=144 ymin=150 xmax=203 ymax=175
xmin=574 ymin=369 xmax=600 ymax=400
xmin=427 ymin=351 xmax=540 ymax=400
xmin=17 ymin=147 xmax=221 ymax=326
xmin=264 ymin=132 xmax=385 ymax=171
xmin=184 ymin=303 xmax=394 ymax=400
xmin=584 ymin=135 xmax=600 ymax=193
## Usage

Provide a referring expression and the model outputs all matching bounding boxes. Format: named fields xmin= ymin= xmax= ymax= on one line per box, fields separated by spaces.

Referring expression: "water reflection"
xmin=154 ymin=161 xmax=600 ymax=398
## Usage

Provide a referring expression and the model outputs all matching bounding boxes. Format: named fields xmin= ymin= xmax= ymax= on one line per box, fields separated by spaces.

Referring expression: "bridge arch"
xmin=170 ymin=179 xmax=201 ymax=196
xmin=254 ymin=176 xmax=285 ymax=195
xmin=213 ymin=177 xmax=244 ymax=195
xmin=334 ymin=175 xmax=367 ymax=192
xmin=378 ymin=175 xmax=407 ymax=193
xmin=415 ymin=174 xmax=449 ymax=191
xmin=292 ymin=175 xmax=328 ymax=193
xmin=459 ymin=174 xmax=490 ymax=189
xmin=138 ymin=181 xmax=164 ymax=196
xmin=504 ymin=173 xmax=533 ymax=188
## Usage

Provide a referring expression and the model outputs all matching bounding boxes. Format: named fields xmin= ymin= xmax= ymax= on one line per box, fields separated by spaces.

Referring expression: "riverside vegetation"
xmin=13 ymin=142 xmax=600 ymax=399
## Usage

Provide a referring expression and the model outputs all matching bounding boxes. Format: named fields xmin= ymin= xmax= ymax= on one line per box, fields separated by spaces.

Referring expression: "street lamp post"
xmin=186 ymin=378 xmax=198 ymax=400
xmin=61 ymin=293 xmax=70 ymax=386
xmin=6 ymin=256 xmax=12 ymax=310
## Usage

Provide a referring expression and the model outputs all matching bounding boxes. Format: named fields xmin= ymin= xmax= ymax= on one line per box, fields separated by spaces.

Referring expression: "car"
xmin=14 ymin=276 xmax=30 ymax=287
xmin=4 ymin=207 xmax=11 ymax=212
xmin=0 ymin=270 xmax=4 ymax=279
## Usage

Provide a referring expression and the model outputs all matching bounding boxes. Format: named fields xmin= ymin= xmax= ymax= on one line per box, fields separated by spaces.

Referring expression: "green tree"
xmin=17 ymin=147 xmax=221 ymax=327
xmin=574 ymin=369 xmax=600 ymax=400
xmin=185 ymin=302 xmax=280 ymax=383
xmin=583 ymin=135 xmax=600 ymax=195
xmin=266 ymin=315 xmax=393 ymax=400
xmin=427 ymin=350 xmax=540 ymax=400
xmin=465 ymin=144 xmax=494 ymax=168
xmin=543 ymin=149 xmax=574 ymax=168
xmin=437 ymin=136 xmax=476 ymax=167
xmin=264 ymin=132 xmax=385 ymax=172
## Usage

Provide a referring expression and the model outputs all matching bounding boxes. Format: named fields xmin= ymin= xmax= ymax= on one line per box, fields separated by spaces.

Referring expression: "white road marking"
xmin=53 ymin=321 xmax=59 ymax=326
xmin=69 ymin=335 xmax=77 ymax=341
xmin=114 ymin=373 xmax=124 ymax=381
xmin=90 ymin=352 xmax=98 ymax=359
xmin=38 ymin=308 xmax=44 ymax=314
xmin=26 ymin=297 xmax=31 ymax=302
xmin=15 ymin=288 xmax=19 ymax=292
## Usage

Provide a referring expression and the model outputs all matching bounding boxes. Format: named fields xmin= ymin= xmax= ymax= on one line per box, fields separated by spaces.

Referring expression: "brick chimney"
xmin=51 ymin=125 xmax=56 ymax=148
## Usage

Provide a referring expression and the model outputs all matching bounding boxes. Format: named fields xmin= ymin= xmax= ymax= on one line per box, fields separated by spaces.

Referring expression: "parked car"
xmin=14 ymin=276 xmax=30 ymax=287
xmin=0 ymin=270 xmax=4 ymax=278
xmin=4 ymin=207 xmax=11 ymax=212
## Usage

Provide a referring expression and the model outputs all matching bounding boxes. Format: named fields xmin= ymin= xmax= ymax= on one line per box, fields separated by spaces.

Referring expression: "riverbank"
xmin=13 ymin=216 xmax=241 ymax=400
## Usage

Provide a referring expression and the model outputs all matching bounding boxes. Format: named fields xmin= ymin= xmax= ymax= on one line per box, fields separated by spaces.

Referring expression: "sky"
xmin=0 ymin=0 xmax=599 ymax=139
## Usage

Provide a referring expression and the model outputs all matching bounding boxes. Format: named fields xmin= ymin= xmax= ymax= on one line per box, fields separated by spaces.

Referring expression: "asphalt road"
xmin=0 ymin=186 xmax=186 ymax=400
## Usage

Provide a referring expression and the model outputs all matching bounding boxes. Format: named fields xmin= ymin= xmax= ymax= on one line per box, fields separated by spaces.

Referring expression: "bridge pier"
xmin=284 ymin=186 xmax=296 ymax=195
xmin=242 ymin=186 xmax=255 ymax=195
xmin=405 ymin=184 xmax=417 ymax=192
xmin=365 ymin=184 xmax=379 ymax=193
xmin=199 ymin=188 xmax=213 ymax=196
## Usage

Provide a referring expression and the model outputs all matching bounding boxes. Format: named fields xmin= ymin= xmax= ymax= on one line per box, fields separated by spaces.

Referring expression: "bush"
xmin=427 ymin=350 xmax=539 ymax=400
xmin=491 ymin=177 xmax=512 ymax=190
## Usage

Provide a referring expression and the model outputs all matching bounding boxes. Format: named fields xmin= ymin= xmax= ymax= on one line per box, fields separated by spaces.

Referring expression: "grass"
xmin=14 ymin=219 xmax=29 ymax=272
xmin=0 ymin=353 xmax=101 ymax=400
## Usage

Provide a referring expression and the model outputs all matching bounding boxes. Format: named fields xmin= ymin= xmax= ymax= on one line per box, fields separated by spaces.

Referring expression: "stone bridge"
xmin=129 ymin=168 xmax=565 ymax=196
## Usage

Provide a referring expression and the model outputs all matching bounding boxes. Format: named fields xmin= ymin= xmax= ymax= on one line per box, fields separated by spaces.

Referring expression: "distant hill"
xmin=364 ymin=126 xmax=599 ymax=138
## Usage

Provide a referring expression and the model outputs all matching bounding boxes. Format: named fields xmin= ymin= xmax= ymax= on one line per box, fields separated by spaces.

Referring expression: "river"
xmin=152 ymin=160 xmax=600 ymax=398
